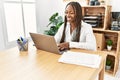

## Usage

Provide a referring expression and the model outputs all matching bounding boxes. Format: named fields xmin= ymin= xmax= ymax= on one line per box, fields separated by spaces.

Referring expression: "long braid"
xmin=60 ymin=17 xmax=67 ymax=43
xmin=74 ymin=2 xmax=82 ymax=42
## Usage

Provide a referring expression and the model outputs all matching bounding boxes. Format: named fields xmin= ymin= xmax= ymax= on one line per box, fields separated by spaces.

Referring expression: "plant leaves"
xmin=45 ymin=12 xmax=63 ymax=36
xmin=49 ymin=12 xmax=58 ymax=22
xmin=56 ymin=22 xmax=64 ymax=29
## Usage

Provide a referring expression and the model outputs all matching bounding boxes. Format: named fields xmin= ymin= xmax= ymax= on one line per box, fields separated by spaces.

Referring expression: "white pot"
xmin=107 ymin=46 xmax=112 ymax=51
xmin=105 ymin=65 xmax=111 ymax=70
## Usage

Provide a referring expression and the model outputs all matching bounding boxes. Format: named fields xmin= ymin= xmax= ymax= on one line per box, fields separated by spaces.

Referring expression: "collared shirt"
xmin=54 ymin=21 xmax=97 ymax=51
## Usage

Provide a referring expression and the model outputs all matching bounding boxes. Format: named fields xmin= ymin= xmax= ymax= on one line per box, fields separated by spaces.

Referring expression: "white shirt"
xmin=54 ymin=21 xmax=97 ymax=51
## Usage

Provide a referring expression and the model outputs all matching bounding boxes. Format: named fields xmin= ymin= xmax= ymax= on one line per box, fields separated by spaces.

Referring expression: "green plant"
xmin=106 ymin=39 xmax=113 ymax=46
xmin=106 ymin=59 xmax=112 ymax=66
xmin=44 ymin=12 xmax=64 ymax=36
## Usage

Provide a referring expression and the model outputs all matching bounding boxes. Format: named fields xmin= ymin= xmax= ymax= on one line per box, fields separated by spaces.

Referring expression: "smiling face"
xmin=65 ymin=5 xmax=76 ymax=23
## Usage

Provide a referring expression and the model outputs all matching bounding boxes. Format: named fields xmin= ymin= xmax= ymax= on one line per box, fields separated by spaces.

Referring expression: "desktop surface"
xmin=0 ymin=43 xmax=106 ymax=80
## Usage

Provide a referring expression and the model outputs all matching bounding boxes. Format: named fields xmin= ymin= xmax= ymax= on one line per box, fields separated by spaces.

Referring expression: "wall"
xmin=111 ymin=0 xmax=120 ymax=11
xmin=36 ymin=0 xmax=65 ymax=33
xmin=0 ymin=0 xmax=5 ymax=50
xmin=0 ymin=17 xmax=5 ymax=50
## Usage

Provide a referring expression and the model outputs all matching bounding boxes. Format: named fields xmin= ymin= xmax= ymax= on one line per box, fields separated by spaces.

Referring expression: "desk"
xmin=0 ymin=43 xmax=106 ymax=80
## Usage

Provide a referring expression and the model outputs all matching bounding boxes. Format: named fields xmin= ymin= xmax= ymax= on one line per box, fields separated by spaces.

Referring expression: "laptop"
xmin=29 ymin=32 xmax=65 ymax=54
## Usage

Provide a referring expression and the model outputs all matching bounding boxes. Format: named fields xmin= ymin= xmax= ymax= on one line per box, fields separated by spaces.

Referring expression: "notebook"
xmin=29 ymin=32 xmax=65 ymax=54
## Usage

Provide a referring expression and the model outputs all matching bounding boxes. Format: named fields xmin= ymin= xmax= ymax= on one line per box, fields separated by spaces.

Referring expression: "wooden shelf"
xmin=82 ymin=5 xmax=111 ymax=30
xmin=102 ymin=50 xmax=116 ymax=56
xmin=105 ymin=69 xmax=114 ymax=76
xmin=93 ymin=28 xmax=120 ymax=33
xmin=82 ymin=5 xmax=120 ymax=76
xmin=82 ymin=5 xmax=111 ymax=8
xmin=93 ymin=28 xmax=104 ymax=31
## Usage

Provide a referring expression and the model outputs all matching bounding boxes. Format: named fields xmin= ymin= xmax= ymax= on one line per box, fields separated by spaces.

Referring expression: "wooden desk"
xmin=0 ymin=43 xmax=106 ymax=80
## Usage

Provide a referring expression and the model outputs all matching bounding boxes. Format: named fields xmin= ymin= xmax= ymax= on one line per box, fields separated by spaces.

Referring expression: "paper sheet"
xmin=58 ymin=51 xmax=101 ymax=68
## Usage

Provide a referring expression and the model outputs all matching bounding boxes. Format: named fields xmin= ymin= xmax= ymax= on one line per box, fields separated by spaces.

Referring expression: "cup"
xmin=17 ymin=39 xmax=28 ymax=51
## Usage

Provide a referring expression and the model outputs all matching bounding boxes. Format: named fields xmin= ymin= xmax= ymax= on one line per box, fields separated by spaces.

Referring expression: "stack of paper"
xmin=58 ymin=51 xmax=101 ymax=68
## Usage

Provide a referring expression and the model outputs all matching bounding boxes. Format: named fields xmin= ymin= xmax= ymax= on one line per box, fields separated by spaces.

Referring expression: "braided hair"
xmin=60 ymin=2 xmax=83 ymax=43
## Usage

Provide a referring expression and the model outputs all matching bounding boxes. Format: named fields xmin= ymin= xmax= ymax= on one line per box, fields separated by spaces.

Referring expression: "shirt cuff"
xmin=69 ymin=42 xmax=78 ymax=48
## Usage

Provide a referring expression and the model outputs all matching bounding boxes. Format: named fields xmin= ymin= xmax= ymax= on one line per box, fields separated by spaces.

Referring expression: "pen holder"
xmin=17 ymin=39 xmax=28 ymax=51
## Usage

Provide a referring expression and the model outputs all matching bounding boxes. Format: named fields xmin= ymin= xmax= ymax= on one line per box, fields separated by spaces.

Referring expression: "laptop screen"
xmin=30 ymin=32 xmax=63 ymax=54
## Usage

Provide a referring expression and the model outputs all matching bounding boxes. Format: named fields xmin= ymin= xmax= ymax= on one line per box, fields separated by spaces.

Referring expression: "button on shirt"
xmin=54 ymin=21 xmax=97 ymax=51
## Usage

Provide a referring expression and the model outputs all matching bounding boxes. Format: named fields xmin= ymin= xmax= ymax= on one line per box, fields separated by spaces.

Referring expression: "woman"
xmin=54 ymin=2 xmax=96 ymax=51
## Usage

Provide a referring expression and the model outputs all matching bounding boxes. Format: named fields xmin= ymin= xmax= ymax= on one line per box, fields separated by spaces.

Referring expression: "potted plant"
xmin=105 ymin=59 xmax=112 ymax=70
xmin=44 ymin=12 xmax=64 ymax=36
xmin=106 ymin=39 xmax=113 ymax=51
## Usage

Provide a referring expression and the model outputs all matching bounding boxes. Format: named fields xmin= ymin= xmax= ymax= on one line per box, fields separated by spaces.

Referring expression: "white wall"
xmin=36 ymin=0 xmax=66 ymax=33
xmin=0 ymin=17 xmax=5 ymax=50
xmin=0 ymin=0 xmax=5 ymax=50
xmin=111 ymin=0 xmax=120 ymax=11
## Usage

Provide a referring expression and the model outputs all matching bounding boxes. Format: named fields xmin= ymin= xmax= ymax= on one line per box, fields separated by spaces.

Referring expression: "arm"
xmin=54 ymin=24 xmax=64 ymax=43
xmin=54 ymin=24 xmax=70 ymax=50
xmin=69 ymin=24 xmax=97 ymax=51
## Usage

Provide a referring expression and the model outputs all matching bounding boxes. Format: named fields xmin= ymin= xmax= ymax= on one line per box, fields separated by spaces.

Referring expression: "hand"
xmin=58 ymin=42 xmax=69 ymax=51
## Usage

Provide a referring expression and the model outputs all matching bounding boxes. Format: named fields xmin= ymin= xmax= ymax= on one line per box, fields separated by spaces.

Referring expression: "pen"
xmin=17 ymin=39 xmax=23 ymax=44
xmin=20 ymin=37 xmax=23 ymax=41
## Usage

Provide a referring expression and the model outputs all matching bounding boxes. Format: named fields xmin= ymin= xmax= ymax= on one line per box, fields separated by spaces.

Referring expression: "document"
xmin=58 ymin=51 xmax=101 ymax=68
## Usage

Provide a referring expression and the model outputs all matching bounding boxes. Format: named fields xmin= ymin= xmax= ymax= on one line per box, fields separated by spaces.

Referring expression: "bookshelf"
xmin=82 ymin=5 xmax=120 ymax=75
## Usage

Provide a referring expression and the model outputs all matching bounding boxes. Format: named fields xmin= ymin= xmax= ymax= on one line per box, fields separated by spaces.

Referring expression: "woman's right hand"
xmin=58 ymin=42 xmax=69 ymax=51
